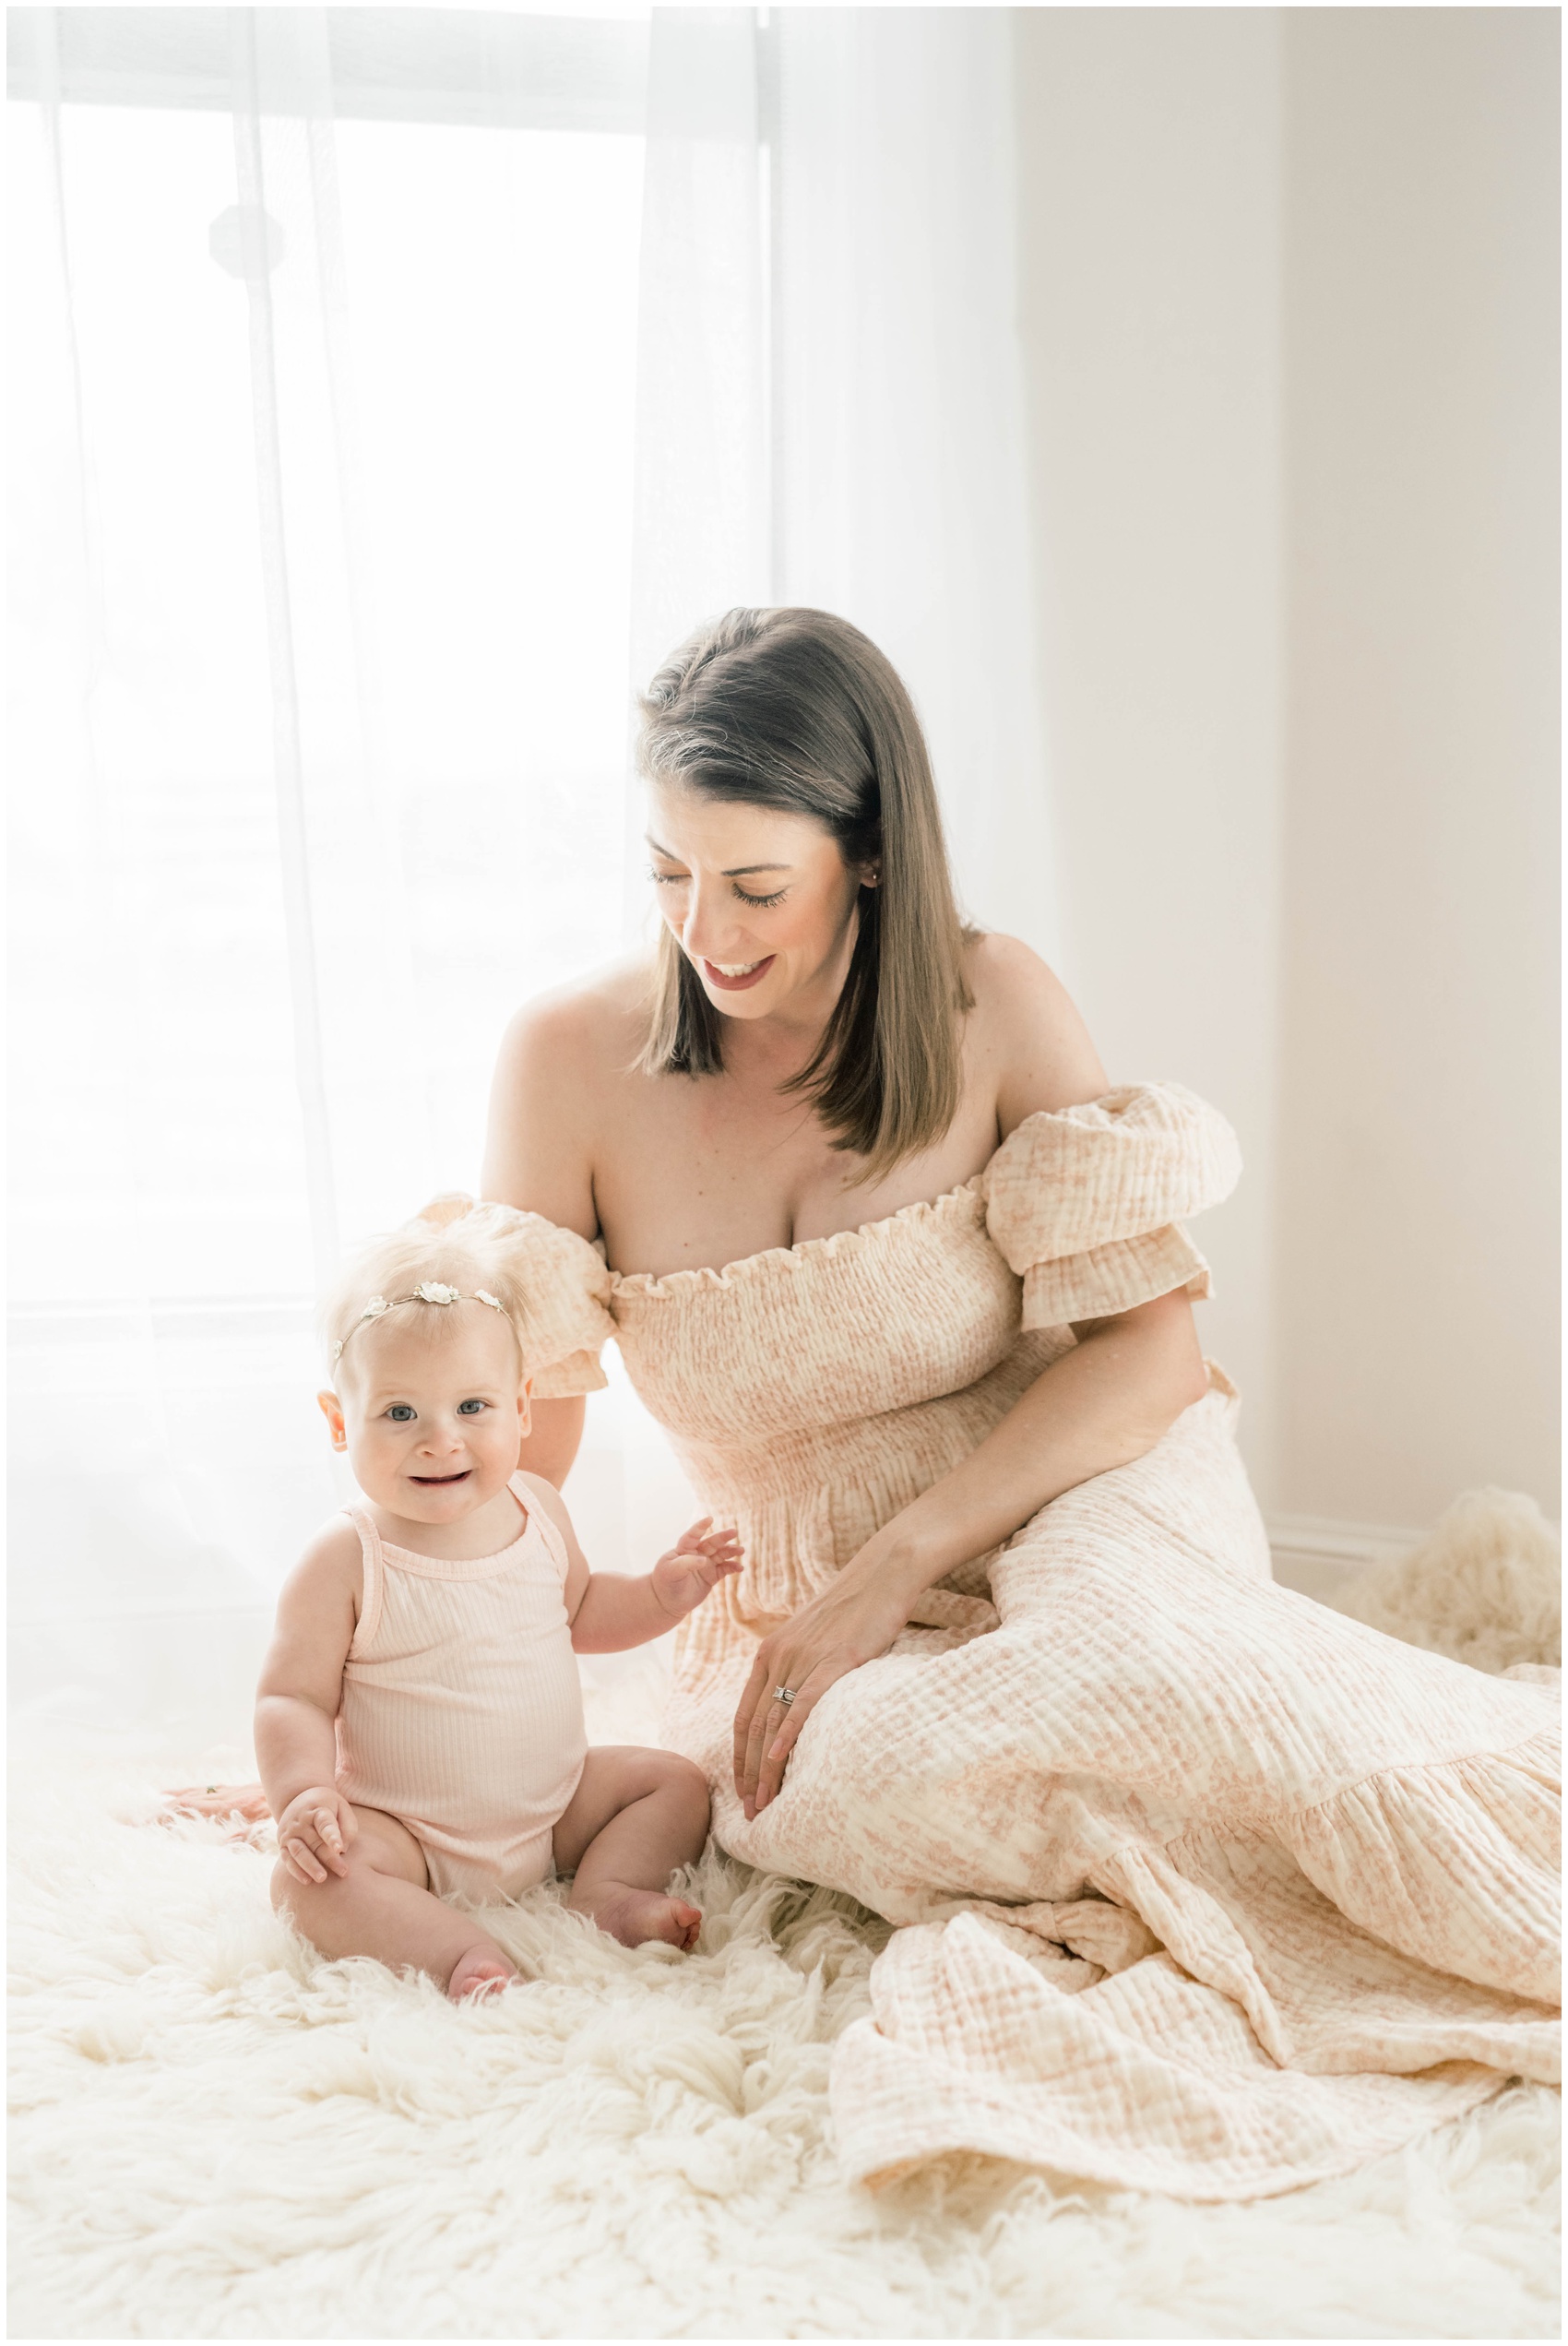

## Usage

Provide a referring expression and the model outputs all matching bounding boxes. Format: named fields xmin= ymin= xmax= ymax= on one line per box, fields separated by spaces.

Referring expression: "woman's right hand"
xmin=274 ymin=1785 xmax=357 ymax=1885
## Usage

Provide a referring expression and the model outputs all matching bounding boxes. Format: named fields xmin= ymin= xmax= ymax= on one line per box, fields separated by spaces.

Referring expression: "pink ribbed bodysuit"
xmin=336 ymin=1472 xmax=587 ymax=1903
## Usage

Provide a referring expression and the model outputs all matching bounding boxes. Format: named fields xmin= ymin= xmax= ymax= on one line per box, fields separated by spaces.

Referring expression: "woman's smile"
xmin=646 ymin=785 xmax=866 ymax=1027
xmin=702 ymin=956 xmax=777 ymax=991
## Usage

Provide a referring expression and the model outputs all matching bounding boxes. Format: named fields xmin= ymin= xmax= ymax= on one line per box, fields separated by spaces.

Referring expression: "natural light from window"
xmin=9 ymin=98 xmax=646 ymax=1305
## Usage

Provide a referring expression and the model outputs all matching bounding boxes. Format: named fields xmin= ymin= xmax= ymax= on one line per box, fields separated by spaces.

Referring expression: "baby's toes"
xmin=447 ymin=1948 xmax=517 ymax=2003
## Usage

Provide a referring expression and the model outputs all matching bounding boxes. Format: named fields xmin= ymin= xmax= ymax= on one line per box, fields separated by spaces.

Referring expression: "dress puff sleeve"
xmin=458 ymin=1201 xmax=616 ymax=1397
xmin=981 ymin=1083 xmax=1241 ymax=1328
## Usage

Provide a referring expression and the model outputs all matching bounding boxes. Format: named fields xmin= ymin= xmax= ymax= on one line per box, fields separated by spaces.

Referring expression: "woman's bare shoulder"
xmin=483 ymin=958 xmax=650 ymax=1228
xmin=495 ymin=956 xmax=650 ymax=1078
xmin=962 ymin=932 xmax=1110 ymax=1130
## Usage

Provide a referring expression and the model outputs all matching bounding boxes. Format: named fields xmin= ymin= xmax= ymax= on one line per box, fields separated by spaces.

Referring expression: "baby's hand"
xmin=275 ymin=1785 xmax=357 ymax=1886
xmin=651 ymin=1518 xmax=743 ymax=1621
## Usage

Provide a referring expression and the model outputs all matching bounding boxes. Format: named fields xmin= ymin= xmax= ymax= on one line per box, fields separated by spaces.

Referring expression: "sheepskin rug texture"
xmin=1329 ymin=1487 xmax=1562 ymax=1675
xmin=9 ymin=1490 xmax=1562 ymax=2340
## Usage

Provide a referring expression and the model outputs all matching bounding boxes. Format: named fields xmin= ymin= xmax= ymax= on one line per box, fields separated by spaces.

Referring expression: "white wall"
xmin=1276 ymin=7 xmax=1560 ymax=1526
xmin=1015 ymin=8 xmax=1286 ymax=1501
xmin=1015 ymin=7 xmax=1559 ymax=1529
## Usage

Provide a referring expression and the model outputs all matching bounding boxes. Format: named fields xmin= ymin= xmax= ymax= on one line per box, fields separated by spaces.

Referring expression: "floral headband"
xmin=331 ymin=1281 xmax=505 ymax=1364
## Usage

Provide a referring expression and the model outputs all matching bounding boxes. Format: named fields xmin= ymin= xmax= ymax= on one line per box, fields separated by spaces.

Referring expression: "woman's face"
xmin=647 ymin=784 xmax=871 ymax=1027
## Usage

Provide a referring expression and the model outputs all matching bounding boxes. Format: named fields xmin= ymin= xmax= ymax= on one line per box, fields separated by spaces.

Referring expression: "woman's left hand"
xmin=732 ymin=1566 xmax=913 ymax=1820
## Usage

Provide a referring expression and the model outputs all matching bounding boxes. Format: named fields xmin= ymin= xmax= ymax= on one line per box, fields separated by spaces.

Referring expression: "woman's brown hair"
xmin=636 ymin=607 xmax=973 ymax=1181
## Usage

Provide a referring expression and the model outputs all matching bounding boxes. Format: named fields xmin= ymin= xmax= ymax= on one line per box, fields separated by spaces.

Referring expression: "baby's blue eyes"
xmin=384 ymin=1399 xmax=488 ymax=1423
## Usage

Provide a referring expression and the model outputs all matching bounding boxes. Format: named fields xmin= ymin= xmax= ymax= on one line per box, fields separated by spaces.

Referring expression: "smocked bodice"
xmin=485 ymin=1084 xmax=1241 ymax=1618
xmin=611 ymin=1181 xmax=1025 ymax=1445
xmin=441 ymin=1092 xmax=1561 ymax=2212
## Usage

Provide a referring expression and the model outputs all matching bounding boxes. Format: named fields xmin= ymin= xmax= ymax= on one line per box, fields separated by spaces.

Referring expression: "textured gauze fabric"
xmin=483 ymin=1082 xmax=1560 ymax=2200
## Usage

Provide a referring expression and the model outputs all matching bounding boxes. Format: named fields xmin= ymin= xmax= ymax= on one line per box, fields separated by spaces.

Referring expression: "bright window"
xmin=8 ymin=55 xmax=646 ymax=1305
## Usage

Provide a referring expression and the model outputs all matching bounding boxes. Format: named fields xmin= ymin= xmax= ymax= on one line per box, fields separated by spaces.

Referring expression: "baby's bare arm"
xmin=517 ymin=1474 xmax=742 ymax=1654
xmin=570 ymin=1520 xmax=742 ymax=1651
xmin=255 ymin=1523 xmax=361 ymax=1875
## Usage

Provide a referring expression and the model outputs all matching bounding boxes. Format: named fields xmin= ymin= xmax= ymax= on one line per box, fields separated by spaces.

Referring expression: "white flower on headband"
xmin=331 ymin=1282 xmax=505 ymax=1370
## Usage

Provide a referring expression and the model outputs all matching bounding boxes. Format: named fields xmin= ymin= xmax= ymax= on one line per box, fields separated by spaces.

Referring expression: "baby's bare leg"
xmin=554 ymin=1747 xmax=711 ymax=1951
xmin=271 ymin=1804 xmax=516 ymax=2001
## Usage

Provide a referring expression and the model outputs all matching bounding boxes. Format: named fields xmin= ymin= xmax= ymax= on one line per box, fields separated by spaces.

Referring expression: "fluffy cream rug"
xmin=1327 ymin=1486 xmax=1562 ymax=1675
xmin=8 ymin=1490 xmax=1561 ymax=2340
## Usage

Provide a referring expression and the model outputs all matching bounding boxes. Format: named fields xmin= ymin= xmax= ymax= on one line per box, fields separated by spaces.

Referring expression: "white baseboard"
xmin=1267 ymin=1514 xmax=1421 ymax=1602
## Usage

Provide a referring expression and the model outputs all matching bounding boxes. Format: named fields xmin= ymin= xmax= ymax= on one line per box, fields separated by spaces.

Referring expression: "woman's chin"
xmin=695 ymin=954 xmax=779 ymax=1006
xmin=703 ymin=983 xmax=778 ymax=1019
xmin=695 ymin=962 xmax=798 ymax=1019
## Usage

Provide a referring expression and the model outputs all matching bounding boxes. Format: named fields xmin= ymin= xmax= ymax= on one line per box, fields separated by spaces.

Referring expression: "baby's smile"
xmin=318 ymin=1304 xmax=534 ymax=1554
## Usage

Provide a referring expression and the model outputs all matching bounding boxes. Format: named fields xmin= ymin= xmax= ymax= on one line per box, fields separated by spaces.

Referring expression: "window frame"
xmin=6 ymin=6 xmax=650 ymax=136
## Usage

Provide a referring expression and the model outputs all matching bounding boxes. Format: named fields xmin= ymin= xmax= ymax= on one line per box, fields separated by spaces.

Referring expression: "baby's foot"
xmin=446 ymin=1946 xmax=518 ymax=2002
xmin=163 ymin=1781 xmax=270 ymax=1825
xmin=576 ymin=1887 xmax=703 ymax=1952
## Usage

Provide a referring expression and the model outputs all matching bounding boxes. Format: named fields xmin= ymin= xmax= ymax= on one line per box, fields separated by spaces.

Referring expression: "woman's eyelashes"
xmin=647 ymin=868 xmax=788 ymax=910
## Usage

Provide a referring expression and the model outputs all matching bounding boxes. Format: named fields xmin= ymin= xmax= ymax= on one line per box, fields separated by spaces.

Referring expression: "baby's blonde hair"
xmin=322 ymin=1196 xmax=539 ymax=1385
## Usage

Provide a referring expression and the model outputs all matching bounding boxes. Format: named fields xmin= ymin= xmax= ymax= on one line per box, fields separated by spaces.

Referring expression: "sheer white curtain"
xmin=631 ymin=6 xmax=1056 ymax=956
xmin=9 ymin=6 xmax=670 ymax=1745
xmin=769 ymin=7 xmax=1056 ymax=957
xmin=630 ymin=7 xmax=769 ymax=684
xmin=7 ymin=6 xmax=1046 ymax=1750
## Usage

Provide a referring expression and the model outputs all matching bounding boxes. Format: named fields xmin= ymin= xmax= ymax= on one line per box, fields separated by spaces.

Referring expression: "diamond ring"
xmin=773 ymin=1685 xmax=798 ymax=1706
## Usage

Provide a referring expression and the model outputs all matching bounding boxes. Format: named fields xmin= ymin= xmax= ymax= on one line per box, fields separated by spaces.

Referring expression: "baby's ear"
xmin=317 ymin=1389 xmax=348 ymax=1452
xmin=517 ymin=1376 xmax=533 ymax=1436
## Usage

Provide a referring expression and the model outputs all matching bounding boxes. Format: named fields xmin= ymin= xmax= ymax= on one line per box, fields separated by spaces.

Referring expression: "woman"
xmin=190 ymin=607 xmax=1555 ymax=2197
xmin=477 ymin=608 xmax=1557 ymax=2197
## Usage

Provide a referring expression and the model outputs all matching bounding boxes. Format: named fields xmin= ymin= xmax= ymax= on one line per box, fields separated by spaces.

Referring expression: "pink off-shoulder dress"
xmin=493 ymin=1083 xmax=1560 ymax=2200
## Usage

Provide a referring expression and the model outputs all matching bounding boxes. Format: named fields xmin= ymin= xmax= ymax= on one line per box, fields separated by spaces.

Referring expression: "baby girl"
xmin=256 ymin=1202 xmax=740 ymax=2001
